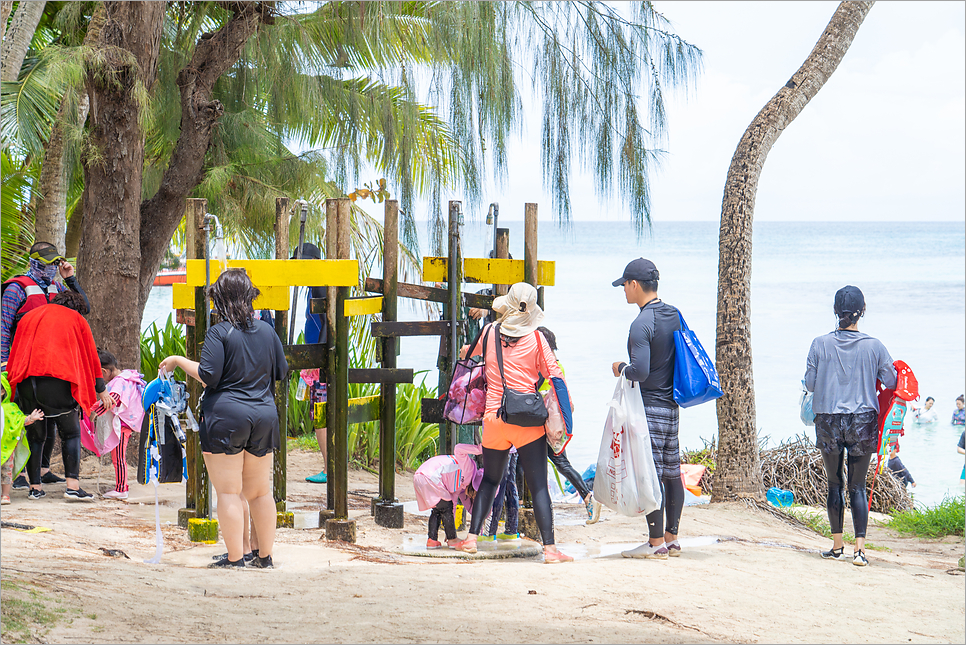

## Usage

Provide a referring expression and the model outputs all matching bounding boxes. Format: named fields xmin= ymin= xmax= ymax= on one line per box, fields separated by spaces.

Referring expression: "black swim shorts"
xmin=199 ymin=402 xmax=280 ymax=457
xmin=814 ymin=411 xmax=879 ymax=457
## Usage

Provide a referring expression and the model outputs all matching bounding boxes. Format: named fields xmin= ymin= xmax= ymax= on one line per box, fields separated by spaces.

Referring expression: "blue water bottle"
xmin=779 ymin=489 xmax=795 ymax=507
xmin=766 ymin=487 xmax=783 ymax=507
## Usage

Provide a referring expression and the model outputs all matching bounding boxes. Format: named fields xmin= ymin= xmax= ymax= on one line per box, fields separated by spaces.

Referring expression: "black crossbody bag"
xmin=494 ymin=323 xmax=549 ymax=427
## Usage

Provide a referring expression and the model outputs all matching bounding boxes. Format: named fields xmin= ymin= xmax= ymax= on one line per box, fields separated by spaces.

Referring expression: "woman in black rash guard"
xmin=161 ymin=269 xmax=287 ymax=569
xmin=804 ymin=286 xmax=896 ymax=567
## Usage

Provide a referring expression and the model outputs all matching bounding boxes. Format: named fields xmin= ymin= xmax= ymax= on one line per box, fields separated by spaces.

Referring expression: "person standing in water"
xmin=805 ymin=285 xmax=896 ymax=567
xmin=610 ymin=258 xmax=686 ymax=560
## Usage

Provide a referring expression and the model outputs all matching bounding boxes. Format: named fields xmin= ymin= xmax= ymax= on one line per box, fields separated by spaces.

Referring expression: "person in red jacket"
xmin=7 ymin=291 xmax=112 ymax=501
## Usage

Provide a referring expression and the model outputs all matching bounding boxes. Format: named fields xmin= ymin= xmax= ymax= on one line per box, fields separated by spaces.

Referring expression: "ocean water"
xmin=142 ymin=220 xmax=966 ymax=506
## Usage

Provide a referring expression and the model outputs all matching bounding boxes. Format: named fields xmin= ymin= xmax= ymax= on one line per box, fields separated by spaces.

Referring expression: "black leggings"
xmin=820 ymin=447 xmax=873 ymax=538
xmin=645 ymin=476 xmax=685 ymax=539
xmin=547 ymin=446 xmax=590 ymax=500
xmin=41 ymin=423 xmax=56 ymax=470
xmin=26 ymin=412 xmax=81 ymax=484
xmin=470 ymin=438 xmax=555 ymax=545
xmin=429 ymin=500 xmax=457 ymax=541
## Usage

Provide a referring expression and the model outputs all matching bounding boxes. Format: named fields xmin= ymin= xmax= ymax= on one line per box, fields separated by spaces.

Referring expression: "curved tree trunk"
xmin=0 ymin=2 xmax=15 ymax=46
xmin=77 ymin=1 xmax=165 ymax=368
xmin=0 ymin=0 xmax=46 ymax=82
xmin=712 ymin=1 xmax=874 ymax=501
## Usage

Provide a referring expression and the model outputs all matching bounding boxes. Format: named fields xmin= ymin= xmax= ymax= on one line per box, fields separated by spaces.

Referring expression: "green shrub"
xmin=886 ymin=495 xmax=965 ymax=538
xmin=140 ymin=314 xmax=186 ymax=378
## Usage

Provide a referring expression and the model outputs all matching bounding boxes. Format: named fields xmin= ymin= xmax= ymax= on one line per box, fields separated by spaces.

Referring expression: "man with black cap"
xmin=611 ymin=258 xmax=685 ymax=560
xmin=804 ymin=285 xmax=896 ymax=567
xmin=1 ymin=241 xmax=90 ymax=490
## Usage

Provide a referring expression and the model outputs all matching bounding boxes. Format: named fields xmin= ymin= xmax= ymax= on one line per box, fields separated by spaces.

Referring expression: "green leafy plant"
xmin=886 ymin=496 xmax=965 ymax=539
xmin=139 ymin=314 xmax=186 ymax=379
xmin=394 ymin=372 xmax=439 ymax=470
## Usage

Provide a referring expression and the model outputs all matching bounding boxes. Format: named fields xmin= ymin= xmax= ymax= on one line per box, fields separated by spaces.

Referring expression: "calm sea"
xmin=142 ymin=220 xmax=966 ymax=506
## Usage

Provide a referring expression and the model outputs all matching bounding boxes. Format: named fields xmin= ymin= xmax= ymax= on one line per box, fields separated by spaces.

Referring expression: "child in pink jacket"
xmin=413 ymin=443 xmax=483 ymax=548
xmin=96 ymin=349 xmax=146 ymax=500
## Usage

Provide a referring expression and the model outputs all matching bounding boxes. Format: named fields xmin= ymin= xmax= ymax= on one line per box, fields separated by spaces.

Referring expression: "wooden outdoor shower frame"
xmin=175 ymin=197 xmax=553 ymax=542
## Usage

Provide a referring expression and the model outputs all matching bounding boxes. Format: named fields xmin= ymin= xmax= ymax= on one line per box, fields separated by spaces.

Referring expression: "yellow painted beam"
xmin=314 ymin=395 xmax=381 ymax=428
xmin=185 ymin=259 xmax=358 ymax=287
xmin=344 ymin=296 xmax=383 ymax=317
xmin=172 ymin=283 xmax=291 ymax=311
xmin=422 ymin=257 xmax=555 ymax=286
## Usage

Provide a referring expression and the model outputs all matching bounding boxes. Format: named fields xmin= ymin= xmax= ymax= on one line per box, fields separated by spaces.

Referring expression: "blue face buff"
xmin=29 ymin=258 xmax=59 ymax=283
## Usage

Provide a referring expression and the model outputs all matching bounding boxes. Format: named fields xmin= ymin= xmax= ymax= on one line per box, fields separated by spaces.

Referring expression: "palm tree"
xmin=713 ymin=1 xmax=874 ymax=500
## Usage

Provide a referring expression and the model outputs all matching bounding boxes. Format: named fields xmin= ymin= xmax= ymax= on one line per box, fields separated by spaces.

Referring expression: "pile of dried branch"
xmin=682 ymin=434 xmax=913 ymax=514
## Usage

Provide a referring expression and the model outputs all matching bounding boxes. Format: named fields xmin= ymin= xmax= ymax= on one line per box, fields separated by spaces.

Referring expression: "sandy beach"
xmin=1 ymin=449 xmax=963 ymax=644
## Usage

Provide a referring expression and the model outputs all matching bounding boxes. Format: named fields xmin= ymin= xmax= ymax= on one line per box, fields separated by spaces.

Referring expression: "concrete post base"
xmin=319 ymin=509 xmax=336 ymax=524
xmin=374 ymin=502 xmax=404 ymax=529
xmin=187 ymin=518 xmax=219 ymax=543
xmin=178 ymin=508 xmax=197 ymax=529
xmin=325 ymin=518 xmax=357 ymax=543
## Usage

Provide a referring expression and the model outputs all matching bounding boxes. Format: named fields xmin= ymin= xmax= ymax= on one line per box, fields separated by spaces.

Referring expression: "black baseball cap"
xmin=612 ymin=258 xmax=659 ymax=287
xmin=29 ymin=247 xmax=66 ymax=265
xmin=833 ymin=285 xmax=865 ymax=315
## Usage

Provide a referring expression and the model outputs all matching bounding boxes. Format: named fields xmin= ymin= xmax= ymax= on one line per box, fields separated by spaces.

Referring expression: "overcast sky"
xmin=371 ymin=1 xmax=965 ymax=224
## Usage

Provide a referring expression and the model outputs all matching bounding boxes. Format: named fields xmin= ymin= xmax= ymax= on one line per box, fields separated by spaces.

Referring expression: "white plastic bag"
xmin=593 ymin=376 xmax=663 ymax=516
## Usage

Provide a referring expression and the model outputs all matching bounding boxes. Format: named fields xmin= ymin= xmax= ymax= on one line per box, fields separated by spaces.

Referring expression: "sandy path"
xmin=1 ymin=450 xmax=963 ymax=644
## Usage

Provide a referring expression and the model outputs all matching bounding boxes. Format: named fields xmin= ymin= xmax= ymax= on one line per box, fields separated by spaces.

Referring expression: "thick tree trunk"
xmin=712 ymin=1 xmax=874 ymax=501
xmin=137 ymin=2 xmax=268 ymax=314
xmin=0 ymin=0 xmax=46 ymax=82
xmin=64 ymin=200 xmax=83 ymax=259
xmin=77 ymin=1 xmax=165 ymax=368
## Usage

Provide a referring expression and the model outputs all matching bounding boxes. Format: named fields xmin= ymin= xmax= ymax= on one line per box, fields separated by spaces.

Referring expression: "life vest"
xmin=1 ymin=275 xmax=58 ymax=332
xmin=868 ymin=360 xmax=919 ymax=510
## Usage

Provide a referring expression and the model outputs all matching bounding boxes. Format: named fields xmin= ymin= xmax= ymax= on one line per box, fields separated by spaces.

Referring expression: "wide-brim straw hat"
xmin=492 ymin=282 xmax=545 ymax=337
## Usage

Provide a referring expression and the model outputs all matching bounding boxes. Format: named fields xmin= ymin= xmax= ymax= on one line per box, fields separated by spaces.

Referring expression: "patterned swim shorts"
xmin=643 ymin=405 xmax=680 ymax=480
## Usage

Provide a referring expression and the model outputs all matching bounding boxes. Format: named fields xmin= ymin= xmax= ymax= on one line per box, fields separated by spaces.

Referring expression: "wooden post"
xmin=374 ymin=201 xmax=404 ymax=528
xmin=326 ymin=198 xmax=356 ymax=542
xmin=495 ymin=228 xmax=510 ymax=295
xmin=273 ymin=197 xmax=290 ymax=513
xmin=524 ymin=203 xmax=538 ymax=288
xmin=324 ymin=199 xmax=337 ymax=513
xmin=179 ymin=199 xmax=210 ymax=527
xmin=519 ymin=203 xmax=539 ymax=526
xmin=437 ymin=201 xmax=462 ymax=455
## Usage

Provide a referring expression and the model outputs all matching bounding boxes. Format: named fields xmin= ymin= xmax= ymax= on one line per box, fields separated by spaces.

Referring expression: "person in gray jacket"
xmin=805 ymin=285 xmax=896 ymax=567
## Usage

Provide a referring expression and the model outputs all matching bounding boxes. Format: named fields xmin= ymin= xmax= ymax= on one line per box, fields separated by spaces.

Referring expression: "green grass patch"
xmin=782 ymin=508 xmax=889 ymax=551
xmin=886 ymin=495 xmax=965 ymax=538
xmin=0 ymin=580 xmax=71 ymax=643
xmin=288 ymin=433 xmax=319 ymax=452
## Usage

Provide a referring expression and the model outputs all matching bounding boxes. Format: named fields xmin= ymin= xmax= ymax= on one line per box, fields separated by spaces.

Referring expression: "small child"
xmin=886 ymin=444 xmax=916 ymax=488
xmin=96 ymin=349 xmax=146 ymax=500
xmin=413 ymin=443 xmax=483 ymax=548
xmin=2 ymin=372 xmax=43 ymax=505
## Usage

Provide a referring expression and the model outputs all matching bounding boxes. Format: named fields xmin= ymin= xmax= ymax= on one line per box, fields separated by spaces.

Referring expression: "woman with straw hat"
xmin=456 ymin=282 xmax=572 ymax=563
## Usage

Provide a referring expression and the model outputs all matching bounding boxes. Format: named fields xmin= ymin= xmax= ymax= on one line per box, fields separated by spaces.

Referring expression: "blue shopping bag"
xmin=672 ymin=312 xmax=723 ymax=407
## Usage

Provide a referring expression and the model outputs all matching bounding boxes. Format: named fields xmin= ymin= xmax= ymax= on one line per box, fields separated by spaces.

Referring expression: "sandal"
xmin=454 ymin=537 xmax=478 ymax=554
xmin=544 ymin=547 xmax=573 ymax=564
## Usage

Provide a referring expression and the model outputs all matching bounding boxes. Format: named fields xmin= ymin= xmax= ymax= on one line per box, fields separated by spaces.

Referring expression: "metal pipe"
xmin=487 ymin=202 xmax=499 ymax=293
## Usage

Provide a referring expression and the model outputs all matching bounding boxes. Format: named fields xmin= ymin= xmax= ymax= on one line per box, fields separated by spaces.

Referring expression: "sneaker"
xmin=621 ymin=542 xmax=669 ymax=560
xmin=495 ymin=533 xmax=520 ymax=541
xmin=666 ymin=540 xmax=681 ymax=557
xmin=820 ymin=546 xmax=848 ymax=561
xmin=12 ymin=475 xmax=28 ymax=490
xmin=27 ymin=488 xmax=46 ymax=500
xmin=41 ymin=472 xmax=66 ymax=484
xmin=426 ymin=539 xmax=442 ymax=549
xmin=250 ymin=554 xmax=274 ymax=569
xmin=1 ymin=495 xmax=10 ymax=505
xmin=102 ymin=490 xmax=128 ymax=500
xmin=585 ymin=494 xmax=602 ymax=525
xmin=64 ymin=488 xmax=95 ymax=502
xmin=211 ymin=551 xmax=256 ymax=563
xmin=305 ymin=471 xmax=327 ymax=484
xmin=446 ymin=538 xmax=462 ymax=549
xmin=208 ymin=556 xmax=246 ymax=569
xmin=477 ymin=534 xmax=495 ymax=542
xmin=544 ymin=548 xmax=574 ymax=564
xmin=852 ymin=550 xmax=869 ymax=567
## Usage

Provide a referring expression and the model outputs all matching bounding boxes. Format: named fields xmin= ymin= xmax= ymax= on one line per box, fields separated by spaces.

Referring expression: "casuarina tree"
xmin=713 ymin=1 xmax=875 ymax=500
